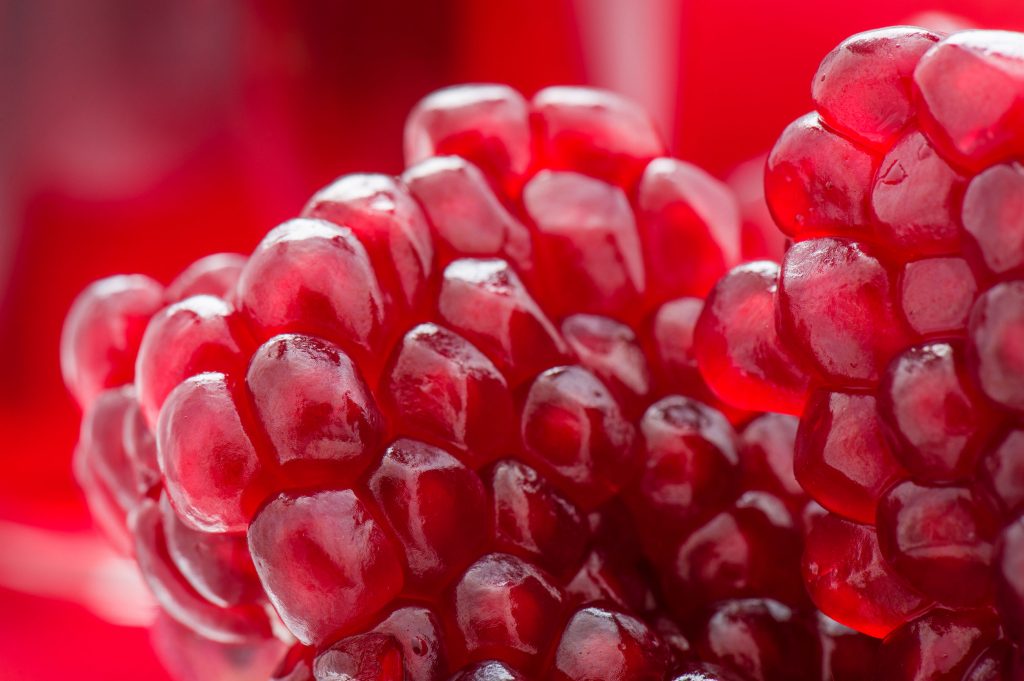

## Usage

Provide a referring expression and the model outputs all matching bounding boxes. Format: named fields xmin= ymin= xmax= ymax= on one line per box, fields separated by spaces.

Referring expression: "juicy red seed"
xmin=315 ymin=633 xmax=405 ymax=681
xmin=521 ymin=365 xmax=638 ymax=510
xmin=666 ymin=491 xmax=804 ymax=613
xmin=695 ymin=599 xmax=820 ymax=681
xmin=548 ymin=607 xmax=670 ymax=681
xmin=523 ymin=170 xmax=645 ymax=322
xmin=898 ymin=257 xmax=977 ymax=336
xmin=437 ymin=258 xmax=568 ymax=386
xmin=531 ymin=86 xmax=665 ymax=189
xmin=489 ymin=459 xmax=587 ymax=577
xmin=765 ymin=114 xmax=875 ymax=239
xmin=122 ymin=398 xmax=160 ymax=495
xmin=738 ymin=414 xmax=804 ymax=502
xmin=879 ymin=342 xmax=992 ymax=483
xmin=246 ymin=333 xmax=383 ymax=483
xmin=817 ymin=614 xmax=881 ymax=681
xmin=246 ymin=489 xmax=405 ymax=646
xmin=636 ymin=158 xmax=742 ymax=301
xmin=402 ymin=156 xmax=534 ymax=275
xmin=131 ymin=498 xmax=271 ymax=644
xmin=159 ymin=494 xmax=264 ymax=609
xmin=995 ymin=517 xmax=1024 ymax=640
xmin=694 ymin=262 xmax=810 ymax=415
xmin=980 ymin=429 xmax=1024 ymax=515
xmin=383 ymin=323 xmax=515 ymax=468
xmin=78 ymin=387 xmax=141 ymax=514
xmin=73 ymin=436 xmax=133 ymax=554
xmin=404 ymin=84 xmax=532 ymax=194
xmin=969 ymin=280 xmax=1024 ymax=411
xmin=151 ymin=613 xmax=286 ymax=681
xmin=301 ymin=173 xmax=434 ymax=313
xmin=236 ymin=218 xmax=388 ymax=370
xmin=650 ymin=297 xmax=703 ymax=391
xmin=135 ymin=295 xmax=247 ymax=427
xmin=561 ymin=314 xmax=651 ymax=412
xmin=60 ymin=274 xmax=164 ymax=408
xmin=565 ymin=549 xmax=653 ymax=615
xmin=812 ymin=27 xmax=941 ymax=147
xmin=802 ymin=513 xmax=931 ymax=638
xmin=366 ymin=439 xmax=489 ymax=592
xmin=876 ymin=481 xmax=999 ymax=606
xmin=878 ymin=609 xmax=1001 ymax=681
xmin=779 ymin=238 xmax=907 ymax=385
xmin=870 ymin=130 xmax=966 ymax=258
xmin=156 ymin=372 xmax=263 ymax=533
xmin=166 ymin=253 xmax=247 ymax=303
xmin=371 ymin=606 xmax=447 ymax=681
xmin=914 ymin=30 xmax=1024 ymax=169
xmin=449 ymin=661 xmax=529 ymax=681
xmin=795 ymin=391 xmax=905 ymax=524
xmin=447 ymin=552 xmax=565 ymax=670
xmin=962 ymin=162 xmax=1024 ymax=274
xmin=631 ymin=396 xmax=739 ymax=556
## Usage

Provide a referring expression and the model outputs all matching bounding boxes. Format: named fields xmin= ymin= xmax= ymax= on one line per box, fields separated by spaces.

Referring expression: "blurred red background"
xmin=2 ymin=1 xmax=1023 ymax=678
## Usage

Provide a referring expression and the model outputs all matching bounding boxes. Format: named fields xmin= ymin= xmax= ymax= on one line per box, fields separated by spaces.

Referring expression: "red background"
xmin=1 ymin=1 xmax=1022 ymax=678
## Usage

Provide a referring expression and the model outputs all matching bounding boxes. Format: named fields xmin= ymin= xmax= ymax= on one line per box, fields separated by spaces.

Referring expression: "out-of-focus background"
xmin=1 ymin=1 xmax=1022 ymax=678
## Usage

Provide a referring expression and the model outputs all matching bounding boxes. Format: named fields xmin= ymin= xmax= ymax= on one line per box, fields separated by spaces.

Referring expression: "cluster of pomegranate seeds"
xmin=62 ymin=82 xmax=883 ymax=681
xmin=697 ymin=27 xmax=1024 ymax=678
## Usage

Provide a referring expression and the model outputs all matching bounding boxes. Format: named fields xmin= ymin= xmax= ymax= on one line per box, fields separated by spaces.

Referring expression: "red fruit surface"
xmin=65 ymin=82 xmax=789 ymax=681
xmin=694 ymin=262 xmax=810 ymax=415
xmin=246 ymin=489 xmax=405 ymax=646
xmin=60 ymin=274 xmax=164 ymax=408
xmin=802 ymin=513 xmax=930 ymax=638
xmin=878 ymin=609 xmax=1001 ymax=681
xmin=697 ymin=28 xmax=1024 ymax=662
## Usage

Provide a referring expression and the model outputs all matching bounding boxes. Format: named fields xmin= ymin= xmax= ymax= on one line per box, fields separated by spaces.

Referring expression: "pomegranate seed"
xmin=636 ymin=158 xmax=742 ymax=301
xmin=156 ymin=373 xmax=264 ymax=533
xmin=404 ymin=84 xmax=531 ymax=195
xmin=302 ymin=173 xmax=433 ymax=313
xmin=694 ymin=262 xmax=809 ymax=415
xmin=812 ymin=27 xmax=940 ymax=147
xmin=794 ymin=391 xmax=905 ymax=524
xmin=135 ymin=294 xmax=248 ymax=427
xmin=403 ymin=156 xmax=533 ymax=275
xmin=531 ymin=86 xmax=664 ymax=189
xmin=548 ymin=607 xmax=671 ymax=681
xmin=521 ymin=365 xmax=638 ymax=510
xmin=61 ymin=275 xmax=164 ymax=408
xmin=876 ymin=481 xmax=999 ymax=606
xmin=898 ymin=257 xmax=977 ymax=336
xmin=765 ymin=114 xmax=875 ymax=240
xmin=962 ymin=162 xmax=1024 ymax=274
xmin=914 ymin=30 xmax=1024 ymax=169
xmin=236 ymin=219 xmax=389 ymax=371
xmin=246 ymin=333 xmax=383 ymax=484
xmin=246 ymin=489 xmax=404 ymax=646
xmin=446 ymin=552 xmax=564 ymax=670
xmin=367 ymin=439 xmax=489 ymax=592
xmin=382 ymin=323 xmax=515 ymax=467
xmin=695 ymin=599 xmax=820 ymax=681
xmin=802 ymin=513 xmax=931 ymax=638
xmin=878 ymin=609 xmax=1001 ymax=681
xmin=165 ymin=253 xmax=247 ymax=303
xmin=523 ymin=170 xmax=645 ymax=322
